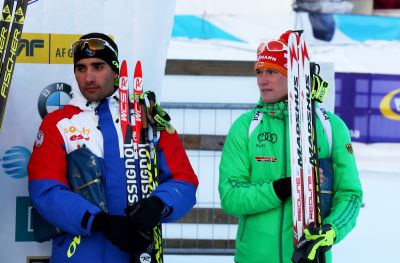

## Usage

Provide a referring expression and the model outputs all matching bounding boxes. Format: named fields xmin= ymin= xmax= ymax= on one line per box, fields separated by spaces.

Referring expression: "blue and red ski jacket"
xmin=28 ymin=89 xmax=198 ymax=262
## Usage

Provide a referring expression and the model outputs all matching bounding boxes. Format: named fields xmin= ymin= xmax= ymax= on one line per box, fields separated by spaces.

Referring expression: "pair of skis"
xmin=288 ymin=32 xmax=324 ymax=262
xmin=0 ymin=0 xmax=28 ymax=130
xmin=119 ymin=60 xmax=163 ymax=263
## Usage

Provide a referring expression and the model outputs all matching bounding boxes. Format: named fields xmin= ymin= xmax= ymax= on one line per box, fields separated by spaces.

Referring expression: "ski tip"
xmin=134 ymin=60 xmax=142 ymax=78
xmin=300 ymin=37 xmax=310 ymax=61
xmin=288 ymin=32 xmax=299 ymax=45
xmin=288 ymin=34 xmax=299 ymax=62
xmin=120 ymin=60 xmax=128 ymax=77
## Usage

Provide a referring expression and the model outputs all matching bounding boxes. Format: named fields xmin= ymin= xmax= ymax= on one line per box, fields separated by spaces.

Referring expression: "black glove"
xmin=145 ymin=91 xmax=171 ymax=131
xmin=292 ymin=222 xmax=336 ymax=263
xmin=151 ymin=104 xmax=171 ymax=130
xmin=125 ymin=196 xmax=164 ymax=231
xmin=91 ymin=212 xmax=152 ymax=254
xmin=273 ymin=177 xmax=291 ymax=201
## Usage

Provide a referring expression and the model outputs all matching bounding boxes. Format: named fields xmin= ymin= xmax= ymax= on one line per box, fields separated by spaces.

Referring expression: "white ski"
xmin=287 ymin=32 xmax=304 ymax=246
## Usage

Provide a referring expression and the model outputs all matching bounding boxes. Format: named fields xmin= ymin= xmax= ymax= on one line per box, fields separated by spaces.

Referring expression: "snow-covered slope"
xmin=170 ymin=0 xmax=400 ymax=74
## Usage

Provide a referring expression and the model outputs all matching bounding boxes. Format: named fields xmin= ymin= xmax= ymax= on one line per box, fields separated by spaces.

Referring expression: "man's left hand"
xmin=292 ymin=222 xmax=336 ymax=263
xmin=125 ymin=196 xmax=164 ymax=231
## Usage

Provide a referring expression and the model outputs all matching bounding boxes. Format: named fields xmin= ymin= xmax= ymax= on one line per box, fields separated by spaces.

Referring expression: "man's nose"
xmin=85 ymin=68 xmax=95 ymax=83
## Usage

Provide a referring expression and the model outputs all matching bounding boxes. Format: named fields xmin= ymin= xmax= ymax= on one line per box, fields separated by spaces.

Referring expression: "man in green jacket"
xmin=218 ymin=31 xmax=363 ymax=263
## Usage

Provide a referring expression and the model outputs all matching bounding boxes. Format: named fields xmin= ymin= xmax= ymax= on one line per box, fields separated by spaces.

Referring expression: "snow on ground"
xmin=165 ymin=254 xmax=234 ymax=263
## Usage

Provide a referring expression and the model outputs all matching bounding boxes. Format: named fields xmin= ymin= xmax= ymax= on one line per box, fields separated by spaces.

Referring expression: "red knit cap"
xmin=254 ymin=31 xmax=292 ymax=76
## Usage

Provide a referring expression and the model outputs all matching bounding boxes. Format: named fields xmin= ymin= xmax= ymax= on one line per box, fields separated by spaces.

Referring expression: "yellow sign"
xmin=17 ymin=33 xmax=82 ymax=64
xmin=17 ymin=33 xmax=49 ymax=64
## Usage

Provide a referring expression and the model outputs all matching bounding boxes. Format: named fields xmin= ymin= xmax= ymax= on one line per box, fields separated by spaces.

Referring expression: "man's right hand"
xmin=273 ymin=177 xmax=292 ymax=201
xmin=91 ymin=212 xmax=153 ymax=254
xmin=272 ymin=169 xmax=326 ymax=202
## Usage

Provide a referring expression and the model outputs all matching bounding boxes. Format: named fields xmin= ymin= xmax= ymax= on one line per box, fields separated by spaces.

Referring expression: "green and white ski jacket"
xmin=219 ymin=101 xmax=363 ymax=263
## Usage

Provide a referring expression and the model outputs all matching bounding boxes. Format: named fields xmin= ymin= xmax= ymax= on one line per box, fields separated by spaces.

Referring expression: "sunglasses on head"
xmin=257 ymin=40 xmax=288 ymax=54
xmin=71 ymin=38 xmax=117 ymax=57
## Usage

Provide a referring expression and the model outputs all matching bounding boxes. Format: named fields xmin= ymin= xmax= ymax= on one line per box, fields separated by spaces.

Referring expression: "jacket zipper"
xmin=280 ymin=110 xmax=287 ymax=263
xmin=239 ymin=215 xmax=248 ymax=241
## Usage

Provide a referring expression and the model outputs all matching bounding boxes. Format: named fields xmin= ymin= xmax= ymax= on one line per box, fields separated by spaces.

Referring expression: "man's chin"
xmin=83 ymin=93 xmax=101 ymax=102
xmin=262 ymin=96 xmax=288 ymax=104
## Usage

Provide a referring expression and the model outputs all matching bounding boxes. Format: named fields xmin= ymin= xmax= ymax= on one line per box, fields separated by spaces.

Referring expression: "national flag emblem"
xmin=345 ymin=143 xmax=354 ymax=154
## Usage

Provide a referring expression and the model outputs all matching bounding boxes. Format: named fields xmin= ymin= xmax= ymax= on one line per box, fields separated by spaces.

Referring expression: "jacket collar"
xmin=69 ymin=88 xmax=119 ymax=112
xmin=256 ymin=98 xmax=288 ymax=114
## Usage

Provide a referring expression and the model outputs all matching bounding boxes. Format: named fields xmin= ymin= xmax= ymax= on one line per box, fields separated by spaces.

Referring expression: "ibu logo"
xmin=0 ymin=146 xmax=31 ymax=179
xmin=380 ymin=88 xmax=400 ymax=121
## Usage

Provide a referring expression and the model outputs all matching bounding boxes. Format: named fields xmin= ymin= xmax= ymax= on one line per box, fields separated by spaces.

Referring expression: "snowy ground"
xmin=165 ymin=254 xmax=234 ymax=263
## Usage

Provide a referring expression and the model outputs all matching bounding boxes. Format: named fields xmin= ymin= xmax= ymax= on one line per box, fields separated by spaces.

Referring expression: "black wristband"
xmin=81 ymin=211 xmax=91 ymax=230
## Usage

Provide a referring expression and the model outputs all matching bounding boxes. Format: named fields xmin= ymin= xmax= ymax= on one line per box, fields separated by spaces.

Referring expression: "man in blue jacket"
xmin=28 ymin=33 xmax=198 ymax=262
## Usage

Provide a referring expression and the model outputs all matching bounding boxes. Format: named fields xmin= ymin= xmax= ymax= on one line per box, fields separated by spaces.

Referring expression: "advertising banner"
xmin=335 ymin=72 xmax=400 ymax=143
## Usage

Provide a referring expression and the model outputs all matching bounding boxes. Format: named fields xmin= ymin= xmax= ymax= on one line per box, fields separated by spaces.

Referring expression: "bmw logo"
xmin=38 ymin=82 xmax=73 ymax=119
xmin=0 ymin=146 xmax=31 ymax=179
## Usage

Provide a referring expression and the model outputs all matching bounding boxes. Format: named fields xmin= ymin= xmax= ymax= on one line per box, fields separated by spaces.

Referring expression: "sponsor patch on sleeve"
xmin=35 ymin=131 xmax=44 ymax=147
xmin=255 ymin=156 xmax=277 ymax=162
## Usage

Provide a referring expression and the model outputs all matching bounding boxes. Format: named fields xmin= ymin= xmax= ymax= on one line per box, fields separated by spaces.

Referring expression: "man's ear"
xmin=113 ymin=73 xmax=119 ymax=87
